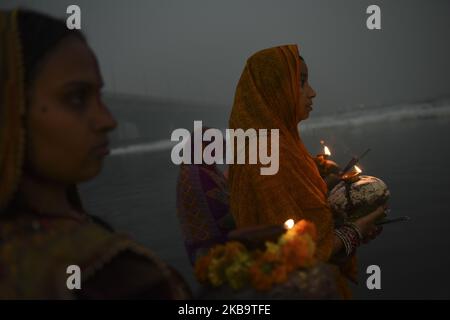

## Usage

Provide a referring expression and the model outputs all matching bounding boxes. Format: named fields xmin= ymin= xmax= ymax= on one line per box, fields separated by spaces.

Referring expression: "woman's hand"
xmin=227 ymin=225 xmax=284 ymax=250
xmin=354 ymin=205 xmax=385 ymax=243
xmin=362 ymin=225 xmax=383 ymax=244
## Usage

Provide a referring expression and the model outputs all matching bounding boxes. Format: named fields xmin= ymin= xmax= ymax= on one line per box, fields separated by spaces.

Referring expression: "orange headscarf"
xmin=229 ymin=45 xmax=356 ymax=298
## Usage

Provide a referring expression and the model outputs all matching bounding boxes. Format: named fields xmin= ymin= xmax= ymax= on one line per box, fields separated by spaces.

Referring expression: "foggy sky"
xmin=3 ymin=0 xmax=450 ymax=115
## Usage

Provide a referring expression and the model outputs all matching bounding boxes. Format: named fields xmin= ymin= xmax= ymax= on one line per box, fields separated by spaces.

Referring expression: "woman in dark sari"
xmin=0 ymin=9 xmax=190 ymax=299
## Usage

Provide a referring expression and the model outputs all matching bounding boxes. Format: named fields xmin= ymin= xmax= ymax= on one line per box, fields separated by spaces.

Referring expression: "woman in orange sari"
xmin=228 ymin=45 xmax=384 ymax=298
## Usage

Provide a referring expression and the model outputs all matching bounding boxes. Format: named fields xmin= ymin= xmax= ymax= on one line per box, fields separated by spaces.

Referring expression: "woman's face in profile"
xmin=297 ymin=59 xmax=317 ymax=122
xmin=25 ymin=35 xmax=117 ymax=184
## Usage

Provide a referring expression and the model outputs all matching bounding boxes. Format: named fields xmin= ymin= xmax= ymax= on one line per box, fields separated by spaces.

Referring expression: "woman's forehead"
xmin=300 ymin=59 xmax=308 ymax=74
xmin=34 ymin=36 xmax=102 ymax=89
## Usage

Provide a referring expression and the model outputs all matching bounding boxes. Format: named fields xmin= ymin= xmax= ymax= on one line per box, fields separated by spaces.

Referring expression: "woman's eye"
xmin=300 ymin=75 xmax=307 ymax=88
xmin=66 ymin=90 xmax=87 ymax=107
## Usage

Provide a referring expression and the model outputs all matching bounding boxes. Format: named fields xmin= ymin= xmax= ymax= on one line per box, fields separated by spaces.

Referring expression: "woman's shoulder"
xmin=0 ymin=214 xmax=190 ymax=299
xmin=78 ymin=250 xmax=192 ymax=299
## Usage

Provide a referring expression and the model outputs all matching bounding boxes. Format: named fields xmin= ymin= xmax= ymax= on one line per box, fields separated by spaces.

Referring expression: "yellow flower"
xmin=225 ymin=261 xmax=249 ymax=290
xmin=208 ymin=258 xmax=226 ymax=287
xmin=265 ymin=241 xmax=280 ymax=255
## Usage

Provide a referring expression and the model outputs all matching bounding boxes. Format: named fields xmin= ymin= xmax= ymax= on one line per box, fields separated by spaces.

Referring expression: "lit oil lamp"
xmin=315 ymin=145 xmax=340 ymax=177
xmin=317 ymin=145 xmax=331 ymax=163
xmin=341 ymin=165 xmax=362 ymax=183
xmin=284 ymin=219 xmax=295 ymax=230
xmin=323 ymin=146 xmax=331 ymax=159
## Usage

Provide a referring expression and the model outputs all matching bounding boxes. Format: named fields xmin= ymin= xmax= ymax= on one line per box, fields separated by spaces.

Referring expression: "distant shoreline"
xmin=301 ymin=98 xmax=450 ymax=131
xmin=110 ymin=98 xmax=450 ymax=156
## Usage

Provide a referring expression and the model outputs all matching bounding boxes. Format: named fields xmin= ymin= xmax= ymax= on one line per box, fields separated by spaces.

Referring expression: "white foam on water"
xmin=111 ymin=139 xmax=176 ymax=156
xmin=301 ymin=101 xmax=450 ymax=131
xmin=111 ymin=100 xmax=450 ymax=156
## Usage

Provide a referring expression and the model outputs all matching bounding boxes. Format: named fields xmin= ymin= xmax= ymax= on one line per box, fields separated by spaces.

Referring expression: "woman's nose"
xmin=309 ymin=85 xmax=317 ymax=98
xmin=94 ymin=102 xmax=117 ymax=132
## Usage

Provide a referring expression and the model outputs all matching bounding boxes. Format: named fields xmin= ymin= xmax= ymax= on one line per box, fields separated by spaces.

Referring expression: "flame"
xmin=284 ymin=219 xmax=295 ymax=230
xmin=324 ymin=146 xmax=331 ymax=156
xmin=354 ymin=165 xmax=362 ymax=173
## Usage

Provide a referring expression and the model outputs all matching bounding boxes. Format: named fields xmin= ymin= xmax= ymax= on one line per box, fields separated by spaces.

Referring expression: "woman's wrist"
xmin=333 ymin=224 xmax=362 ymax=256
xmin=344 ymin=221 xmax=364 ymax=241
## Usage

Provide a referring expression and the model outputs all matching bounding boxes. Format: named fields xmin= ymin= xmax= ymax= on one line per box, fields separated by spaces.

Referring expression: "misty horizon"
xmin=2 ymin=0 xmax=450 ymax=117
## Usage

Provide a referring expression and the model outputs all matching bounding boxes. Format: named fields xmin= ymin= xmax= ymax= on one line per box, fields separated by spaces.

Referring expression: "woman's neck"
xmin=18 ymin=174 xmax=83 ymax=220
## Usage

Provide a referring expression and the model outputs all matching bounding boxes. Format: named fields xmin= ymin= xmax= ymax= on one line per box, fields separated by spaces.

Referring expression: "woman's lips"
xmin=94 ymin=142 xmax=110 ymax=157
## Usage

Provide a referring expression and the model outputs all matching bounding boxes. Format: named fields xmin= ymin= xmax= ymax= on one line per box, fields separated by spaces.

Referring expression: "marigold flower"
xmin=194 ymin=220 xmax=319 ymax=292
xmin=194 ymin=254 xmax=212 ymax=283
xmin=272 ymin=265 xmax=288 ymax=284
xmin=249 ymin=262 xmax=274 ymax=291
xmin=292 ymin=220 xmax=317 ymax=241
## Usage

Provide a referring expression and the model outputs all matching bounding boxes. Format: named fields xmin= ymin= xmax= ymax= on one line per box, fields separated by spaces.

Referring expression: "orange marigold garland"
xmin=194 ymin=220 xmax=318 ymax=291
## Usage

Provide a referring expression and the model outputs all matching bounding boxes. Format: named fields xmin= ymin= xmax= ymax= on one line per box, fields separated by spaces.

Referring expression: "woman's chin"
xmin=76 ymin=162 xmax=104 ymax=182
xmin=298 ymin=113 xmax=311 ymax=122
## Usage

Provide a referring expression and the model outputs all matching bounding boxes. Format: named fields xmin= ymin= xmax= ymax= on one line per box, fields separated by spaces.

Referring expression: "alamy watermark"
xmin=366 ymin=264 xmax=381 ymax=290
xmin=366 ymin=5 xmax=381 ymax=30
xmin=170 ymin=121 xmax=279 ymax=175
xmin=66 ymin=5 xmax=81 ymax=30
xmin=66 ymin=265 xmax=81 ymax=290
xmin=65 ymin=4 xmax=381 ymax=31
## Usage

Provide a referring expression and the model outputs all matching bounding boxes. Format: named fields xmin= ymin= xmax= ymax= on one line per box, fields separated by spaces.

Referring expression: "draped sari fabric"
xmin=0 ymin=10 xmax=26 ymax=213
xmin=176 ymin=129 xmax=235 ymax=265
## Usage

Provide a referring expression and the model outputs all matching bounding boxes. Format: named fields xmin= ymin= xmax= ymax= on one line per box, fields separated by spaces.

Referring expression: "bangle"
xmin=334 ymin=228 xmax=351 ymax=256
xmin=334 ymin=225 xmax=361 ymax=256
xmin=344 ymin=221 xmax=363 ymax=241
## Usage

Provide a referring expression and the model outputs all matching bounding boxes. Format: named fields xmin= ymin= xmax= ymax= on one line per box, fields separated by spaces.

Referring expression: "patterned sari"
xmin=0 ymin=212 xmax=190 ymax=299
xmin=176 ymin=131 xmax=235 ymax=265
